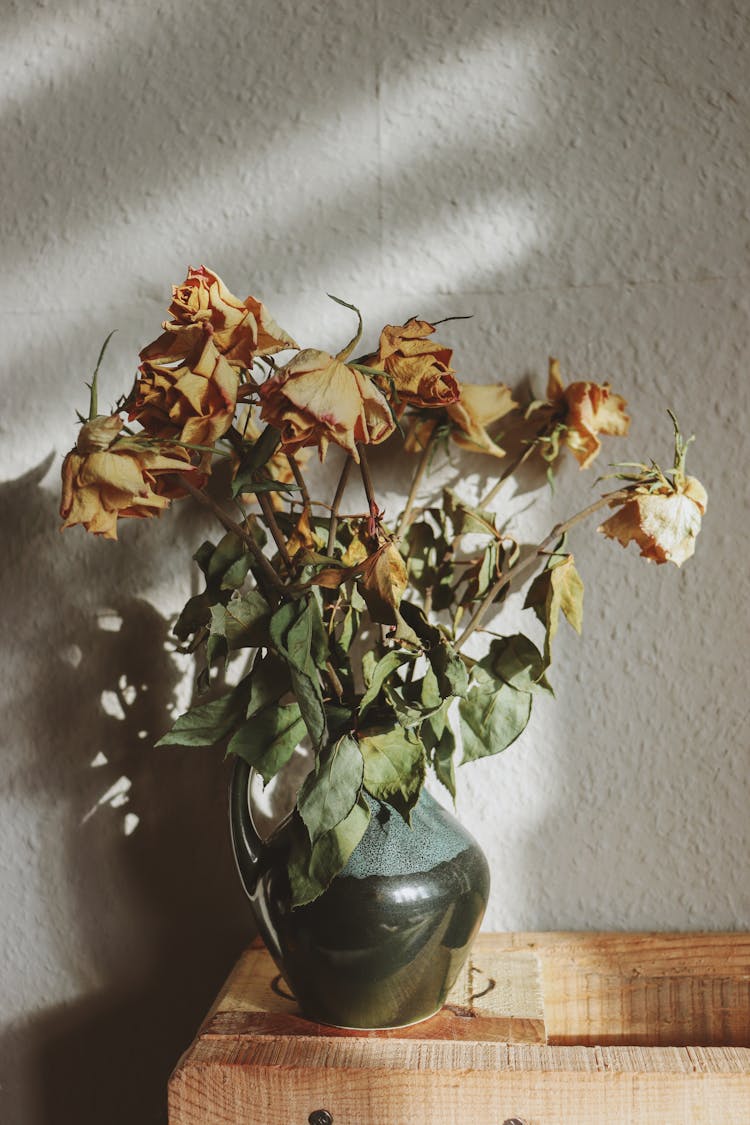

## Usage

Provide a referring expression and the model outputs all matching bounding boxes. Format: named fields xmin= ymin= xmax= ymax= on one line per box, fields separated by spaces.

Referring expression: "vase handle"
xmin=229 ymin=757 xmax=270 ymax=899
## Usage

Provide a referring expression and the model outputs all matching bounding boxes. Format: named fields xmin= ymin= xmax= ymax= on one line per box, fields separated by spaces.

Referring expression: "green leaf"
xmin=270 ymin=599 xmax=328 ymax=749
xmin=458 ymin=671 xmax=532 ymax=762
xmin=359 ymin=727 xmax=425 ymax=817
xmin=231 ymin=476 xmax=301 ymax=499
xmin=486 ymin=634 xmax=552 ymax=695
xmin=227 ymin=702 xmax=306 ymax=784
xmin=246 ymin=652 xmax=292 ymax=718
xmin=443 ymin=487 xmax=497 ymax=536
xmin=359 ymin=650 xmax=414 ymax=717
xmin=424 ymin=707 xmax=457 ymax=799
xmin=193 ymin=540 xmax=216 ymax=577
xmin=207 ymin=531 xmax=247 ymax=584
xmin=212 ymin=591 xmax=270 ymax=650
xmin=288 ymin=797 xmax=371 ymax=907
xmin=429 ymin=641 xmax=469 ymax=698
xmin=298 ymin=734 xmax=364 ymax=845
xmin=156 ymin=676 xmax=252 ymax=748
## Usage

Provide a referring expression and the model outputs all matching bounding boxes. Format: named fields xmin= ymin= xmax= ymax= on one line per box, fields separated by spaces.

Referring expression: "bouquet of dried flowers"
xmin=60 ymin=267 xmax=707 ymax=904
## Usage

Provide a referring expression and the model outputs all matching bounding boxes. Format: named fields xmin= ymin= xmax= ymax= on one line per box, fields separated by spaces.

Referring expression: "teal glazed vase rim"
xmin=230 ymin=754 xmax=490 ymax=1030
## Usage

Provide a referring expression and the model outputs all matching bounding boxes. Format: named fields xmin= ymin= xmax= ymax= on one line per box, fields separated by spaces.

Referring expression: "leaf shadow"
xmin=0 ymin=458 xmax=253 ymax=1125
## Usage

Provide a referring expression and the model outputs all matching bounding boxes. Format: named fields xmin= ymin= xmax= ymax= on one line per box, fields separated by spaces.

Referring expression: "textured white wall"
xmin=2 ymin=0 xmax=749 ymax=1121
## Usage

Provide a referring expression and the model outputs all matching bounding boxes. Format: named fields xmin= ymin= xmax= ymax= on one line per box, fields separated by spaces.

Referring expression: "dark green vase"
xmin=230 ymin=757 xmax=490 ymax=1029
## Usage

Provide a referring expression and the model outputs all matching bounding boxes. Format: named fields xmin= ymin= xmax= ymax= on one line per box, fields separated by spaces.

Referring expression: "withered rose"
xmin=404 ymin=382 xmax=518 ymax=458
xmin=446 ymin=383 xmax=518 ymax=458
xmin=258 ymin=349 xmax=395 ymax=462
xmin=364 ymin=319 xmax=460 ymax=411
xmin=598 ymin=476 xmax=707 ymax=567
xmin=60 ymin=415 xmax=195 ymax=540
xmin=140 ymin=266 xmax=297 ymax=368
xmin=544 ymin=358 xmax=630 ymax=469
xmin=132 ymin=333 xmax=239 ymax=447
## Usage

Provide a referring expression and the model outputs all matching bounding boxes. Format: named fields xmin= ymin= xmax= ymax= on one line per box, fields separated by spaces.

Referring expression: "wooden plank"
xmin=487 ymin=932 xmax=750 ymax=1046
xmin=170 ymin=1039 xmax=750 ymax=1125
xmin=169 ymin=933 xmax=750 ymax=1125
xmin=201 ymin=943 xmax=547 ymax=1044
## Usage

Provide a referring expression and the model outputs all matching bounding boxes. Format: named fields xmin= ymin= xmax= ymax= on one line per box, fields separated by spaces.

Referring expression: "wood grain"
xmin=169 ymin=932 xmax=750 ymax=1125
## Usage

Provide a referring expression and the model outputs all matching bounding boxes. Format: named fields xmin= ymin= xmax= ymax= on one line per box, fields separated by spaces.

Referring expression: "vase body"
xmin=230 ymin=757 xmax=490 ymax=1029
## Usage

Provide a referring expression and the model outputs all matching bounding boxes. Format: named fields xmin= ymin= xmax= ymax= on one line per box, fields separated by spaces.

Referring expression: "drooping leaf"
xmin=298 ymin=734 xmax=364 ymax=846
xmin=288 ymin=797 xmax=371 ymax=907
xmin=524 ymin=554 xmax=584 ymax=665
xmin=269 ymin=599 xmax=328 ymax=749
xmin=429 ymin=640 xmax=469 ymax=698
xmin=155 ymin=675 xmax=253 ymax=748
xmin=358 ymin=542 xmax=409 ymax=625
xmin=246 ymin=652 xmax=292 ymax=718
xmin=359 ymin=726 xmax=426 ymax=818
xmin=423 ymin=705 xmax=457 ymax=799
xmin=458 ymin=669 xmax=532 ymax=762
xmin=227 ymin=702 xmax=306 ymax=784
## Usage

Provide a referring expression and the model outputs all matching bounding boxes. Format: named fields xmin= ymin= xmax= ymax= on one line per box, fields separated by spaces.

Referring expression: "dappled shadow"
xmin=0 ymin=458 xmax=252 ymax=1124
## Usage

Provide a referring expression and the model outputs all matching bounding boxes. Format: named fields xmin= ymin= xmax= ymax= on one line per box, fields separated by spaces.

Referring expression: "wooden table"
xmin=169 ymin=932 xmax=750 ymax=1124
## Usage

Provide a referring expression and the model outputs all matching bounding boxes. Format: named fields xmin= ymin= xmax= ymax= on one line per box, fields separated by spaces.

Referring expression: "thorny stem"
xmin=327 ymin=455 xmax=354 ymax=554
xmin=480 ymin=444 xmax=536 ymax=509
xmin=357 ymin=444 xmax=377 ymax=510
xmin=455 ymin=487 xmax=631 ymax=651
xmin=179 ymin=475 xmax=282 ymax=597
xmin=396 ymin=433 xmax=434 ymax=538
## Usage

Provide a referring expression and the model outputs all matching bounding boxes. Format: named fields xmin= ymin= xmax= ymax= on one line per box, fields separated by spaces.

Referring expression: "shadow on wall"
xmin=0 ymin=459 xmax=252 ymax=1125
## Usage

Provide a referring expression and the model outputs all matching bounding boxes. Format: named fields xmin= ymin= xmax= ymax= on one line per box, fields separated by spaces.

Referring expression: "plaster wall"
xmin=1 ymin=0 xmax=748 ymax=1121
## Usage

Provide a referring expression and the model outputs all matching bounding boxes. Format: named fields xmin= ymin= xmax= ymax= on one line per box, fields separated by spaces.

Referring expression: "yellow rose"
xmin=60 ymin=415 xmax=195 ymax=540
xmin=132 ymin=332 xmax=239 ymax=447
xmin=364 ymin=319 xmax=460 ymax=411
xmin=258 ymin=349 xmax=395 ymax=462
xmin=140 ymin=265 xmax=297 ymax=368
xmin=598 ymin=476 xmax=707 ymax=566
xmin=544 ymin=358 xmax=630 ymax=469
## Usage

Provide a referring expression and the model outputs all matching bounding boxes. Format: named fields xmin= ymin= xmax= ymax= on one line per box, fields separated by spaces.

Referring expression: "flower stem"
xmin=480 ymin=443 xmax=535 ymax=508
xmin=286 ymin=453 xmax=311 ymax=515
xmin=455 ymin=487 xmax=631 ymax=651
xmin=327 ymin=455 xmax=354 ymax=555
xmin=396 ymin=433 xmax=434 ymax=538
xmin=257 ymin=492 xmax=293 ymax=570
xmin=179 ymin=475 xmax=282 ymax=597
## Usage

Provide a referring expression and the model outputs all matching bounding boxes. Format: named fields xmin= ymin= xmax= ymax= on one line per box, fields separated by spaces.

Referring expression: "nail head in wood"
xmin=308 ymin=1111 xmax=333 ymax=1125
xmin=502 ymin=1118 xmax=528 ymax=1125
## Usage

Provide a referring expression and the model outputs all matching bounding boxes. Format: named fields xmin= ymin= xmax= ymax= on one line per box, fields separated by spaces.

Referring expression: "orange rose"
xmin=258 ymin=349 xmax=395 ymax=462
xmin=364 ymin=319 xmax=460 ymax=411
xmin=132 ymin=332 xmax=239 ymax=447
xmin=60 ymin=415 xmax=195 ymax=540
xmin=598 ymin=476 xmax=707 ymax=566
xmin=543 ymin=358 xmax=630 ymax=469
xmin=140 ymin=265 xmax=297 ymax=368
